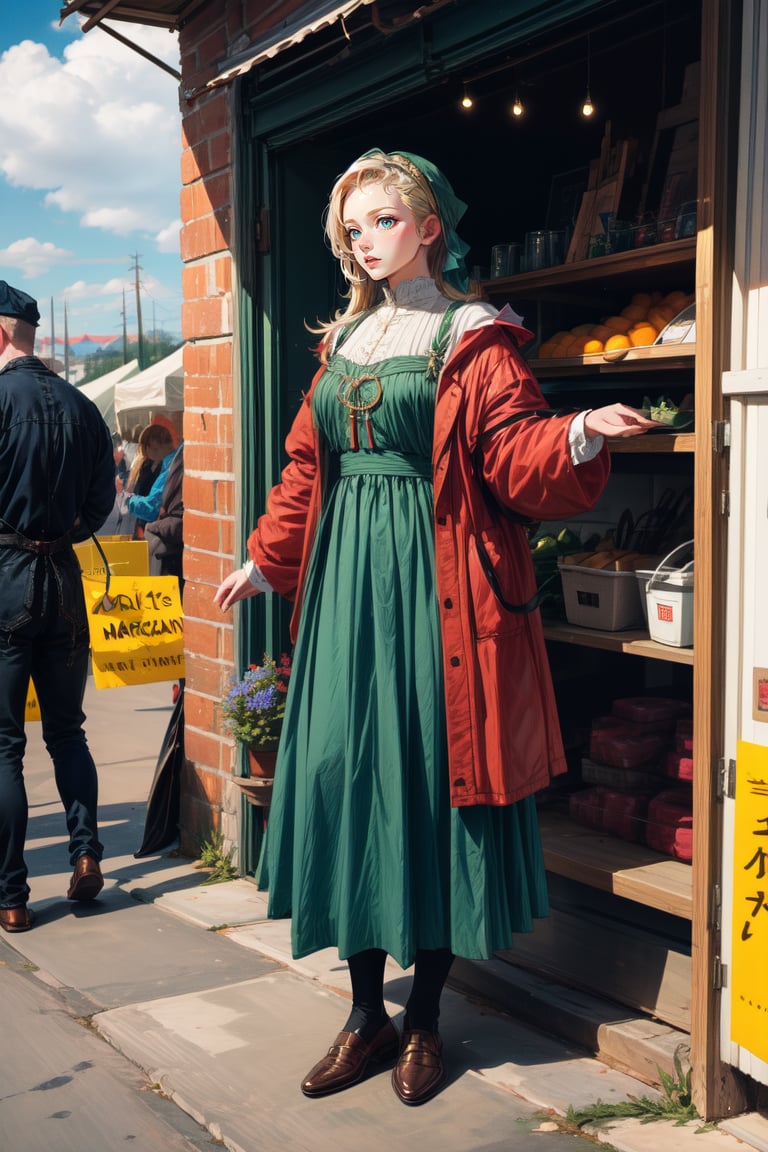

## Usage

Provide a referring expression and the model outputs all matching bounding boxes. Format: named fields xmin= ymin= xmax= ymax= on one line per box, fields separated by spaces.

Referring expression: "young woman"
xmin=214 ymin=149 xmax=657 ymax=1105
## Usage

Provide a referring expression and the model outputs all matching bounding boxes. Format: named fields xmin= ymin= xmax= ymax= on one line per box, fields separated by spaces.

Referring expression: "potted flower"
xmin=220 ymin=654 xmax=292 ymax=801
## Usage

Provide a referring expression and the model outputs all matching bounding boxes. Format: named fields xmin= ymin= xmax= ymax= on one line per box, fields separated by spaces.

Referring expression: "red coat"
xmin=247 ymin=309 xmax=610 ymax=807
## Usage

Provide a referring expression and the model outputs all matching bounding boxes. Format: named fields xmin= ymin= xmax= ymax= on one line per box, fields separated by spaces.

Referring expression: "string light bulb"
xmin=460 ymin=85 xmax=474 ymax=111
xmin=581 ymin=33 xmax=595 ymax=118
xmin=511 ymin=92 xmax=524 ymax=117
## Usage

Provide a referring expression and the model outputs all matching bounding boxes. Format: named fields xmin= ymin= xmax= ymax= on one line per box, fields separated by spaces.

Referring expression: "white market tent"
xmin=77 ymin=358 xmax=139 ymax=433
xmin=113 ymin=346 xmax=184 ymax=420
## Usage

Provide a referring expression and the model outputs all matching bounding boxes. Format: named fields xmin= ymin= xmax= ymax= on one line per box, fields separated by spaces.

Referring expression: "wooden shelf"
xmin=542 ymin=621 xmax=694 ymax=665
xmin=610 ymin=432 xmax=695 ymax=454
xmin=530 ymin=343 xmax=695 ymax=376
xmin=538 ymin=808 xmax=692 ymax=920
xmin=482 ymin=237 xmax=696 ymax=297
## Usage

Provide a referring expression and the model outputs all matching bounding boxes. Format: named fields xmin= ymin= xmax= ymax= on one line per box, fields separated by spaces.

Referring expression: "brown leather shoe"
xmin=301 ymin=1019 xmax=399 ymax=1098
xmin=67 ymin=854 xmax=104 ymax=901
xmin=392 ymin=1024 xmax=446 ymax=1105
xmin=0 ymin=905 xmax=32 ymax=932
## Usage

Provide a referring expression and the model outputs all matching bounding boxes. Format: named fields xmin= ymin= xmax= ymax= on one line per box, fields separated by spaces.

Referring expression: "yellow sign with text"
xmin=74 ymin=538 xmax=149 ymax=581
xmin=83 ymin=575 xmax=184 ymax=688
xmin=731 ymin=740 xmax=768 ymax=1063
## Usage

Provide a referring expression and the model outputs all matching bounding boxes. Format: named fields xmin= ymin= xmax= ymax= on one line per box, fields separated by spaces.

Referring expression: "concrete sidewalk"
xmin=4 ymin=678 xmax=764 ymax=1152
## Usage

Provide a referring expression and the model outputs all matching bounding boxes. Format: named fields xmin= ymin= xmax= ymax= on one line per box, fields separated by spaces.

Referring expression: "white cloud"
xmin=0 ymin=25 xmax=181 ymax=246
xmin=0 ymin=236 xmax=73 ymax=277
xmin=156 ymin=218 xmax=182 ymax=253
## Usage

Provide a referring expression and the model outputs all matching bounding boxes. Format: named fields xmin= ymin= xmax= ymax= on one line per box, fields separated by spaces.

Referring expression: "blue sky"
xmin=0 ymin=2 xmax=183 ymax=347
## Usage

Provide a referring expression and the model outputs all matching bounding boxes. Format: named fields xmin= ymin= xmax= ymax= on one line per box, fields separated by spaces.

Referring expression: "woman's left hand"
xmin=584 ymin=404 xmax=660 ymax=439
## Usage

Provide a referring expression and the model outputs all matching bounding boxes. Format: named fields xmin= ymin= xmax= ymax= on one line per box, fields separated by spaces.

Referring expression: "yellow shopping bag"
xmin=74 ymin=538 xmax=149 ymax=580
xmin=82 ymin=575 xmax=184 ymax=688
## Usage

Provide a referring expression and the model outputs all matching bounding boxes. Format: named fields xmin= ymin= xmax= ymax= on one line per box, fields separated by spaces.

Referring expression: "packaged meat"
xmin=665 ymin=749 xmax=693 ymax=782
xmin=601 ymin=789 xmax=649 ymax=842
xmin=569 ymin=787 xmax=605 ymax=830
xmin=610 ymin=696 xmax=689 ymax=730
xmin=646 ymin=788 xmax=693 ymax=862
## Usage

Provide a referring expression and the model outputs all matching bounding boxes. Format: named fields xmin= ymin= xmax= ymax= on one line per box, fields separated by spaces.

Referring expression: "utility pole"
xmin=121 ymin=288 xmax=128 ymax=365
xmin=130 ymin=253 xmax=145 ymax=370
xmin=63 ymin=299 xmax=70 ymax=382
xmin=49 ymin=297 xmax=55 ymax=372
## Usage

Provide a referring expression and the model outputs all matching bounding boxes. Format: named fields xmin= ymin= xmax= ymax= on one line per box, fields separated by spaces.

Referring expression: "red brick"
xmin=205 ymin=172 xmax=231 ymax=214
xmin=181 ymin=746 xmax=227 ymax=799
xmin=181 ymin=146 xmax=201 ymax=186
xmin=214 ymin=256 xmax=232 ymax=294
xmin=184 ymin=378 xmax=223 ymax=410
xmin=184 ymin=510 xmax=221 ymax=552
xmin=184 ymin=687 xmax=218 ymax=731
xmin=182 ymin=263 xmax=208 ymax=299
xmin=184 ymin=618 xmax=222 ymax=662
xmin=182 ymin=296 xmax=231 ymax=341
xmin=183 ymin=475 xmax=218 ymax=514
xmin=200 ymin=91 xmax=230 ymax=138
xmin=188 ymin=442 xmax=232 ymax=473
xmin=212 ymin=341 xmax=232 ymax=374
xmin=185 ymin=652 xmax=230 ymax=697
xmin=208 ymin=132 xmax=231 ymax=174
xmin=216 ymin=480 xmax=235 ymax=516
xmin=184 ymin=549 xmax=231 ymax=587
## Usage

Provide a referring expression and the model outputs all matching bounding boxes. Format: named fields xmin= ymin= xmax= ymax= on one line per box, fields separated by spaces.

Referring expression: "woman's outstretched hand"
xmin=214 ymin=568 xmax=260 ymax=613
xmin=584 ymin=404 xmax=660 ymax=439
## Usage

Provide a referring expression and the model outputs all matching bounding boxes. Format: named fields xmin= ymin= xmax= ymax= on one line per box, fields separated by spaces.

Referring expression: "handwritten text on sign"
xmin=731 ymin=740 xmax=768 ymax=1064
xmin=83 ymin=576 xmax=185 ymax=688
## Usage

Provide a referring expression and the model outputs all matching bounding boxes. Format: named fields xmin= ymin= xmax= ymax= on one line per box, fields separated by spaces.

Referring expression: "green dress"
xmin=260 ymin=305 xmax=549 ymax=968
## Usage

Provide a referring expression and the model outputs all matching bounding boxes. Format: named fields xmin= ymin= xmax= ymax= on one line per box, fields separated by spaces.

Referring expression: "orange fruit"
xmin=604 ymin=333 xmax=631 ymax=352
xmin=583 ymin=338 xmax=604 ymax=354
xmin=664 ymin=291 xmax=689 ymax=311
xmin=621 ymin=304 xmax=647 ymax=322
xmin=628 ymin=324 xmax=658 ymax=347
xmin=604 ymin=315 xmax=633 ymax=334
xmin=590 ymin=324 xmax=613 ymax=342
xmin=568 ymin=334 xmax=594 ymax=355
xmin=648 ymin=306 xmax=676 ymax=331
xmin=631 ymin=292 xmax=652 ymax=308
xmin=571 ymin=323 xmax=594 ymax=336
xmin=538 ymin=341 xmax=557 ymax=358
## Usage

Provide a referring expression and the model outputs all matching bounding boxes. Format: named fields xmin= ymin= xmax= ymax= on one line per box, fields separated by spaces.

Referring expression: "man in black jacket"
xmin=0 ymin=282 xmax=115 ymax=932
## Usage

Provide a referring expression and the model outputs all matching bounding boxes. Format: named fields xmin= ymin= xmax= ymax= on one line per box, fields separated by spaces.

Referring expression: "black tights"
xmin=342 ymin=947 xmax=454 ymax=1040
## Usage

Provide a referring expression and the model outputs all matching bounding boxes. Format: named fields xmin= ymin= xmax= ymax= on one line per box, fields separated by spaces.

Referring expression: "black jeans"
xmin=0 ymin=559 xmax=102 ymax=908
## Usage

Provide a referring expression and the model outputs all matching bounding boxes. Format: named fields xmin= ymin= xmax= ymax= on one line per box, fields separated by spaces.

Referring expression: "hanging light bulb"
xmin=581 ymin=33 xmax=595 ymax=118
xmin=511 ymin=91 xmax=524 ymax=118
xmin=460 ymin=84 xmax=474 ymax=111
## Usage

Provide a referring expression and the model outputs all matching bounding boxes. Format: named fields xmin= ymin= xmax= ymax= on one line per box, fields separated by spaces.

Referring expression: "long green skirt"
xmin=259 ymin=353 xmax=549 ymax=968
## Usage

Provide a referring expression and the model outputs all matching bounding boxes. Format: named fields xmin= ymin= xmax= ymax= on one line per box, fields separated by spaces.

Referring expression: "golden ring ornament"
xmin=336 ymin=373 xmax=383 ymax=450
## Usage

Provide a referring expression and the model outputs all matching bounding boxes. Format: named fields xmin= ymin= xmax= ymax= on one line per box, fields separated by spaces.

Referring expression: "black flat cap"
xmin=0 ymin=281 xmax=40 ymax=327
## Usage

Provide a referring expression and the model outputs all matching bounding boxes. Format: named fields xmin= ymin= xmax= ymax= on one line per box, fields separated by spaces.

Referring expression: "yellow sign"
xmin=74 ymin=538 xmax=149 ymax=581
xmin=731 ymin=739 xmax=768 ymax=1062
xmin=83 ymin=575 xmax=184 ymax=688
xmin=25 ymin=679 xmax=41 ymax=723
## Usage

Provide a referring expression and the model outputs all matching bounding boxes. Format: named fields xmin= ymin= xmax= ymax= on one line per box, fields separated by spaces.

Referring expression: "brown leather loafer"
xmin=392 ymin=1025 xmax=446 ymax=1105
xmin=301 ymin=1019 xmax=399 ymax=1098
xmin=67 ymin=854 xmax=104 ymax=901
xmin=0 ymin=905 xmax=32 ymax=932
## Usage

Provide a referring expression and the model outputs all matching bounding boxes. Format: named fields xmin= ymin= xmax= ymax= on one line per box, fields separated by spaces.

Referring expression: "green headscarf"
xmin=359 ymin=148 xmax=471 ymax=292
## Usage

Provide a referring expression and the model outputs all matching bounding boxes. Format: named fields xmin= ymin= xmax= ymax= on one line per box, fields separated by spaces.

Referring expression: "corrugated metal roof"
xmin=58 ymin=1 xmax=204 ymax=33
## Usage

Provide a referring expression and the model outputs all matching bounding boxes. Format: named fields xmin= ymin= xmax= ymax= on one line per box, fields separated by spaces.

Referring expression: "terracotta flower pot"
xmin=246 ymin=742 xmax=279 ymax=779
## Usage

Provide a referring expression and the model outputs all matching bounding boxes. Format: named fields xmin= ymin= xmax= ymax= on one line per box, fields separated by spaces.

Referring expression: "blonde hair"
xmin=313 ymin=150 xmax=477 ymax=356
xmin=127 ymin=423 xmax=173 ymax=490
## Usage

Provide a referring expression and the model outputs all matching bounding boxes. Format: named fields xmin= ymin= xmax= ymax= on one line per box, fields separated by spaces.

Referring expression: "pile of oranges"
xmin=537 ymin=290 xmax=694 ymax=359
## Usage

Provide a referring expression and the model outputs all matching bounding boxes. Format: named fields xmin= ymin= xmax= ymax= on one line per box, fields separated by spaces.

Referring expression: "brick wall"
xmin=176 ymin=0 xmax=309 ymax=859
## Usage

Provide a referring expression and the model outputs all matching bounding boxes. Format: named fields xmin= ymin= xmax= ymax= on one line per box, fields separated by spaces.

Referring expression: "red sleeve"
xmin=470 ymin=337 xmax=610 ymax=521
xmin=246 ymin=389 xmax=319 ymax=599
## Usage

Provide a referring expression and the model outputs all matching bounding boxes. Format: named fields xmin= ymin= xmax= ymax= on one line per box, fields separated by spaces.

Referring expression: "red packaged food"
xmin=601 ymin=789 xmax=649 ymax=842
xmin=675 ymin=718 xmax=693 ymax=754
xmin=610 ymin=696 xmax=689 ymax=731
xmin=665 ymin=749 xmax=693 ymax=782
xmin=590 ymin=724 xmax=667 ymax=768
xmin=569 ymin=787 xmax=605 ymax=830
xmin=646 ymin=789 xmax=693 ymax=862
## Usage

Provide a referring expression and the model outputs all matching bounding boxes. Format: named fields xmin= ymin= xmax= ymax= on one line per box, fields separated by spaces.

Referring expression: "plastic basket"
xmin=560 ymin=566 xmax=644 ymax=631
xmin=646 ymin=541 xmax=694 ymax=647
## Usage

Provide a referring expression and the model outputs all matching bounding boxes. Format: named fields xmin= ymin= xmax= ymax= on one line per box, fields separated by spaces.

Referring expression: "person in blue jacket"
xmin=0 ymin=281 xmax=115 ymax=932
xmin=126 ymin=424 xmax=176 ymax=525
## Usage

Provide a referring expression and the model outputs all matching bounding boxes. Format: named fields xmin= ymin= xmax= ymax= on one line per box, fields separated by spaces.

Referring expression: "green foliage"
xmin=198 ymin=830 xmax=238 ymax=885
xmin=565 ymin=1047 xmax=716 ymax=1132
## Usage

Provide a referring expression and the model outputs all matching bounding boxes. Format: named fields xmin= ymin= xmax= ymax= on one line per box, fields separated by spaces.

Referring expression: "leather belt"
xmin=0 ymin=531 xmax=73 ymax=556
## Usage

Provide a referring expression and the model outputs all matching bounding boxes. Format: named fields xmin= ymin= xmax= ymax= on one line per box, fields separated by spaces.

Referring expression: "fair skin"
xmin=0 ymin=318 xmax=35 ymax=367
xmin=213 ymin=178 xmax=657 ymax=612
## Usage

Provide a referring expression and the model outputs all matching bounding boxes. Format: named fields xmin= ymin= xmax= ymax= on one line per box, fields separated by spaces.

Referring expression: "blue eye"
xmin=377 ymin=216 xmax=396 ymax=230
xmin=348 ymin=227 xmax=361 ymax=241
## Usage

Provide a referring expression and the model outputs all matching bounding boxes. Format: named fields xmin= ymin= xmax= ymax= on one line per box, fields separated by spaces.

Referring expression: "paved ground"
xmin=2 ymin=678 xmax=764 ymax=1152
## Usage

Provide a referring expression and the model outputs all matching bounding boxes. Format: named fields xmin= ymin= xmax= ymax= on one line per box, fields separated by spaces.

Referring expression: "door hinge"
xmin=717 ymin=757 xmax=736 ymax=800
xmin=255 ymin=206 xmax=270 ymax=253
xmin=711 ymin=883 xmax=722 ymax=931
xmin=713 ymin=956 xmax=727 ymax=990
xmin=720 ymin=490 xmax=730 ymax=516
xmin=712 ymin=420 xmax=731 ymax=452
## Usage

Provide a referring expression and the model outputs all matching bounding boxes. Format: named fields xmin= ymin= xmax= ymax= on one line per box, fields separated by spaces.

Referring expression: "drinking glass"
xmin=524 ymin=230 xmax=549 ymax=272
